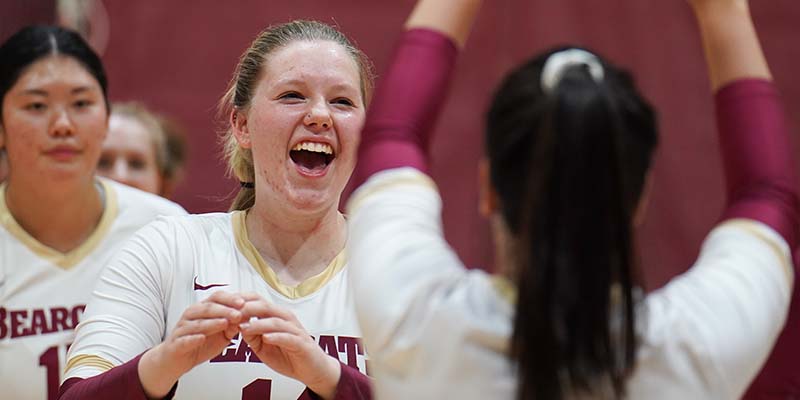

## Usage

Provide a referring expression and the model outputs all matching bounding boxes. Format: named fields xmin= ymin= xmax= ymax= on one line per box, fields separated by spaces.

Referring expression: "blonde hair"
xmin=219 ymin=20 xmax=374 ymax=211
xmin=111 ymin=102 xmax=169 ymax=176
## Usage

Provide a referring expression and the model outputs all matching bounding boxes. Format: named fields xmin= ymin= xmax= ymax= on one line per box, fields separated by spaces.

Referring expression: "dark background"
xmin=3 ymin=0 xmax=798 ymax=396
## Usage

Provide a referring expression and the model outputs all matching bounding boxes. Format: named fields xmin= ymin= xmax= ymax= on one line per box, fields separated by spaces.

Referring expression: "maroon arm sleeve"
xmin=58 ymin=353 xmax=177 ymax=400
xmin=299 ymin=362 xmax=372 ymax=400
xmin=716 ymin=79 xmax=799 ymax=248
xmin=720 ymin=79 xmax=800 ymax=400
xmin=352 ymin=28 xmax=459 ymax=187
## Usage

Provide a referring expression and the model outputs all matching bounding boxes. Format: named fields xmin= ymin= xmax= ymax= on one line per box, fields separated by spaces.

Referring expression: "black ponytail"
xmin=486 ymin=47 xmax=657 ymax=399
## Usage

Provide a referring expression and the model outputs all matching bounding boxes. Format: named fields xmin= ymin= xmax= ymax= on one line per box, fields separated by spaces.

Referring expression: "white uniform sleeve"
xmin=63 ymin=217 xmax=177 ymax=381
xmin=346 ymin=168 xmax=469 ymax=365
xmin=629 ymin=219 xmax=794 ymax=399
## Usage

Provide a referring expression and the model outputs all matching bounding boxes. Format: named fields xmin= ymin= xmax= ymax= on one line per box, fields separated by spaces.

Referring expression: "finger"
xmin=239 ymin=317 xmax=305 ymax=337
xmin=182 ymin=302 xmax=243 ymax=323
xmin=204 ymin=291 xmax=246 ymax=309
xmin=261 ymin=332 xmax=306 ymax=353
xmin=240 ymin=292 xmax=262 ymax=302
xmin=173 ymin=318 xmax=230 ymax=338
xmin=240 ymin=300 xmax=298 ymax=324
xmin=172 ymin=334 xmax=206 ymax=354
xmin=223 ymin=323 xmax=240 ymax=341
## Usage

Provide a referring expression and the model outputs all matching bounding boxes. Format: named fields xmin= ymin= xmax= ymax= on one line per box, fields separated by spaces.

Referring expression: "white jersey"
xmin=0 ymin=179 xmax=186 ymax=400
xmin=347 ymin=168 xmax=794 ymax=400
xmin=64 ymin=211 xmax=368 ymax=400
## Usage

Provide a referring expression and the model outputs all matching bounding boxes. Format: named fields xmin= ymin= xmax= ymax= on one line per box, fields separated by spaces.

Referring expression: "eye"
xmin=128 ymin=158 xmax=147 ymax=170
xmin=332 ymin=97 xmax=355 ymax=107
xmin=97 ymin=156 xmax=112 ymax=170
xmin=278 ymin=91 xmax=305 ymax=101
xmin=74 ymin=99 xmax=93 ymax=109
xmin=24 ymin=102 xmax=47 ymax=112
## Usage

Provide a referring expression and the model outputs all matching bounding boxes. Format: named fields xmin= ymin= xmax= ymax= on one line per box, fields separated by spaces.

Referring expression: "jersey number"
xmin=242 ymin=378 xmax=310 ymax=400
xmin=39 ymin=346 xmax=60 ymax=400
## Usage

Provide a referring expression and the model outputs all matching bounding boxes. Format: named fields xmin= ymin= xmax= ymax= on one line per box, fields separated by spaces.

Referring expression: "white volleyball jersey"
xmin=346 ymin=168 xmax=794 ymax=400
xmin=0 ymin=179 xmax=186 ymax=400
xmin=64 ymin=211 xmax=368 ymax=400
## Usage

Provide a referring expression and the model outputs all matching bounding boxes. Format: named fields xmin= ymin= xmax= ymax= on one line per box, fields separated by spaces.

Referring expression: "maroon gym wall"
xmin=2 ymin=0 xmax=799 ymax=396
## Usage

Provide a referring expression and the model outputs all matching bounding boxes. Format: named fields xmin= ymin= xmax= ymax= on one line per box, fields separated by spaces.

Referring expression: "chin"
xmin=286 ymin=189 xmax=339 ymax=214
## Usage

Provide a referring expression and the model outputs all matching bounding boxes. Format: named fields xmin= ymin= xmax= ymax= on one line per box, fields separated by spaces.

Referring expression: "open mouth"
xmin=290 ymin=141 xmax=335 ymax=174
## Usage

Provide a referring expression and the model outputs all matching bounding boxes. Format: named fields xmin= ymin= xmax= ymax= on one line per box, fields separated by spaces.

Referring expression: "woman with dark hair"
xmin=347 ymin=0 xmax=797 ymax=399
xmin=0 ymin=26 xmax=185 ymax=400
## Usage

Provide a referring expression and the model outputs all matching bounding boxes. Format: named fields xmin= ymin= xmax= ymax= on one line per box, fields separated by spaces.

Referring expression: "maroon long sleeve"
xmin=300 ymin=362 xmax=372 ymax=400
xmin=352 ymin=28 xmax=458 ymax=187
xmin=716 ymin=79 xmax=799 ymax=248
xmin=718 ymin=80 xmax=800 ymax=399
xmin=58 ymin=353 xmax=177 ymax=400
xmin=59 ymin=357 xmax=368 ymax=400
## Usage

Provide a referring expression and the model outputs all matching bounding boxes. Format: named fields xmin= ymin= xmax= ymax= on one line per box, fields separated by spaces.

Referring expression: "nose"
xmin=109 ymin=159 xmax=133 ymax=186
xmin=303 ymin=101 xmax=332 ymax=132
xmin=50 ymin=108 xmax=75 ymax=137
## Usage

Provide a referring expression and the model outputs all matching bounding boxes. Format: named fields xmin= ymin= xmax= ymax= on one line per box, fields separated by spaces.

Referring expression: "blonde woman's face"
xmin=237 ymin=40 xmax=365 ymax=212
xmin=97 ymin=114 xmax=162 ymax=195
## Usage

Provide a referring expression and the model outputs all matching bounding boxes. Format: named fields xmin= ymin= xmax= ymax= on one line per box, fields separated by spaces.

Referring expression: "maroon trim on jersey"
xmin=58 ymin=352 xmax=177 ymax=400
xmin=716 ymin=79 xmax=799 ymax=248
xmin=300 ymin=362 xmax=372 ymax=400
xmin=352 ymin=28 xmax=458 ymax=188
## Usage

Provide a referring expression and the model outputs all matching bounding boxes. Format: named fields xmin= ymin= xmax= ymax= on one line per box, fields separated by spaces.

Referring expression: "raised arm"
xmin=689 ymin=0 xmax=799 ymax=247
xmin=351 ymin=0 xmax=482 ymax=187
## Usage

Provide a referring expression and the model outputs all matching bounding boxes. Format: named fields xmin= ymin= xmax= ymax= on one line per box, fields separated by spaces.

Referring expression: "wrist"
xmin=691 ymin=1 xmax=750 ymax=21
xmin=307 ymin=356 xmax=342 ymax=400
xmin=138 ymin=345 xmax=182 ymax=399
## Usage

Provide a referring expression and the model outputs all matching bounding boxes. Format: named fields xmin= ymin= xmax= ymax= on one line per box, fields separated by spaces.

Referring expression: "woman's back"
xmin=346 ymin=0 xmax=797 ymax=398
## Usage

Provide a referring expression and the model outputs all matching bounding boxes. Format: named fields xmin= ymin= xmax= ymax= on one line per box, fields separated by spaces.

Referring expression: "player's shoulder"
xmin=103 ymin=178 xmax=187 ymax=220
xmin=143 ymin=210 xmax=236 ymax=242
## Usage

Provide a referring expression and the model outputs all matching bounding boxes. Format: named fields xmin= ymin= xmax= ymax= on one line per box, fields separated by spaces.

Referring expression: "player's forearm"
xmin=405 ymin=0 xmax=482 ymax=48
xmin=59 ymin=353 xmax=177 ymax=400
xmin=691 ymin=1 xmax=771 ymax=91
xmin=352 ymin=28 xmax=459 ymax=186
xmin=715 ymin=80 xmax=799 ymax=248
xmin=304 ymin=361 xmax=372 ymax=400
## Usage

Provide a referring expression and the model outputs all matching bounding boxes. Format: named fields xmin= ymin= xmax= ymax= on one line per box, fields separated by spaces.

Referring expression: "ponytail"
xmin=486 ymin=47 xmax=657 ymax=399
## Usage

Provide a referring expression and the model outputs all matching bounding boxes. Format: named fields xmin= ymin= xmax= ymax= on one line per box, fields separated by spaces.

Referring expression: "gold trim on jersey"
xmin=0 ymin=180 xmax=118 ymax=269
xmin=346 ymin=169 xmax=438 ymax=213
xmin=232 ymin=210 xmax=347 ymax=299
xmin=722 ymin=219 xmax=794 ymax=285
xmin=64 ymin=354 xmax=115 ymax=375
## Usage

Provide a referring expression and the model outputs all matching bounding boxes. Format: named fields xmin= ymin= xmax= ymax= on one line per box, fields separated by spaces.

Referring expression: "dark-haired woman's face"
xmin=0 ymin=55 xmax=107 ymax=185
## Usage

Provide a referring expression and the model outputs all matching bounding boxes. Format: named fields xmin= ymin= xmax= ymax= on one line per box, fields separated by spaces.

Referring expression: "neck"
xmin=245 ymin=200 xmax=346 ymax=286
xmin=490 ymin=214 xmax=515 ymax=280
xmin=4 ymin=176 xmax=104 ymax=253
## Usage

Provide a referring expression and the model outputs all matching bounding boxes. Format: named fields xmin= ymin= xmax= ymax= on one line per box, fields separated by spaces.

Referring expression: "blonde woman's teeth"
xmin=292 ymin=142 xmax=333 ymax=154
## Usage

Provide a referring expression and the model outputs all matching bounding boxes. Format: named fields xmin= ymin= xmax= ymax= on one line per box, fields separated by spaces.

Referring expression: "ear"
xmin=0 ymin=124 xmax=5 ymax=150
xmin=478 ymin=158 xmax=500 ymax=218
xmin=230 ymin=109 xmax=252 ymax=149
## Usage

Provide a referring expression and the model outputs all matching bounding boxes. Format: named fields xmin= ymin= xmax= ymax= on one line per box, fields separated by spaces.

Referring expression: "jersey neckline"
xmin=0 ymin=179 xmax=119 ymax=269
xmin=231 ymin=210 xmax=347 ymax=299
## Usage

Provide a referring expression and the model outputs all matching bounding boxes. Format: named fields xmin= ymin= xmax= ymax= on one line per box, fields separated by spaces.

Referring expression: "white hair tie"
xmin=540 ymin=49 xmax=604 ymax=93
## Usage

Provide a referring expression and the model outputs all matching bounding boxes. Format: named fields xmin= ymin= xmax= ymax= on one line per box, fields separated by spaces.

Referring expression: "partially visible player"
xmin=0 ymin=25 xmax=186 ymax=400
xmin=60 ymin=20 xmax=373 ymax=400
xmin=97 ymin=102 xmax=183 ymax=198
xmin=347 ymin=0 xmax=797 ymax=399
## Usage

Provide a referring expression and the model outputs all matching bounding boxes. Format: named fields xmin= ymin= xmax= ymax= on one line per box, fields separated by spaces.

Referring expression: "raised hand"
xmin=239 ymin=293 xmax=341 ymax=400
xmin=138 ymin=291 xmax=246 ymax=398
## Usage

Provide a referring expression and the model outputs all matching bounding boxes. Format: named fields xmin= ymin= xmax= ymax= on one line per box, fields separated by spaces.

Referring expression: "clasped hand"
xmin=145 ymin=291 xmax=340 ymax=399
